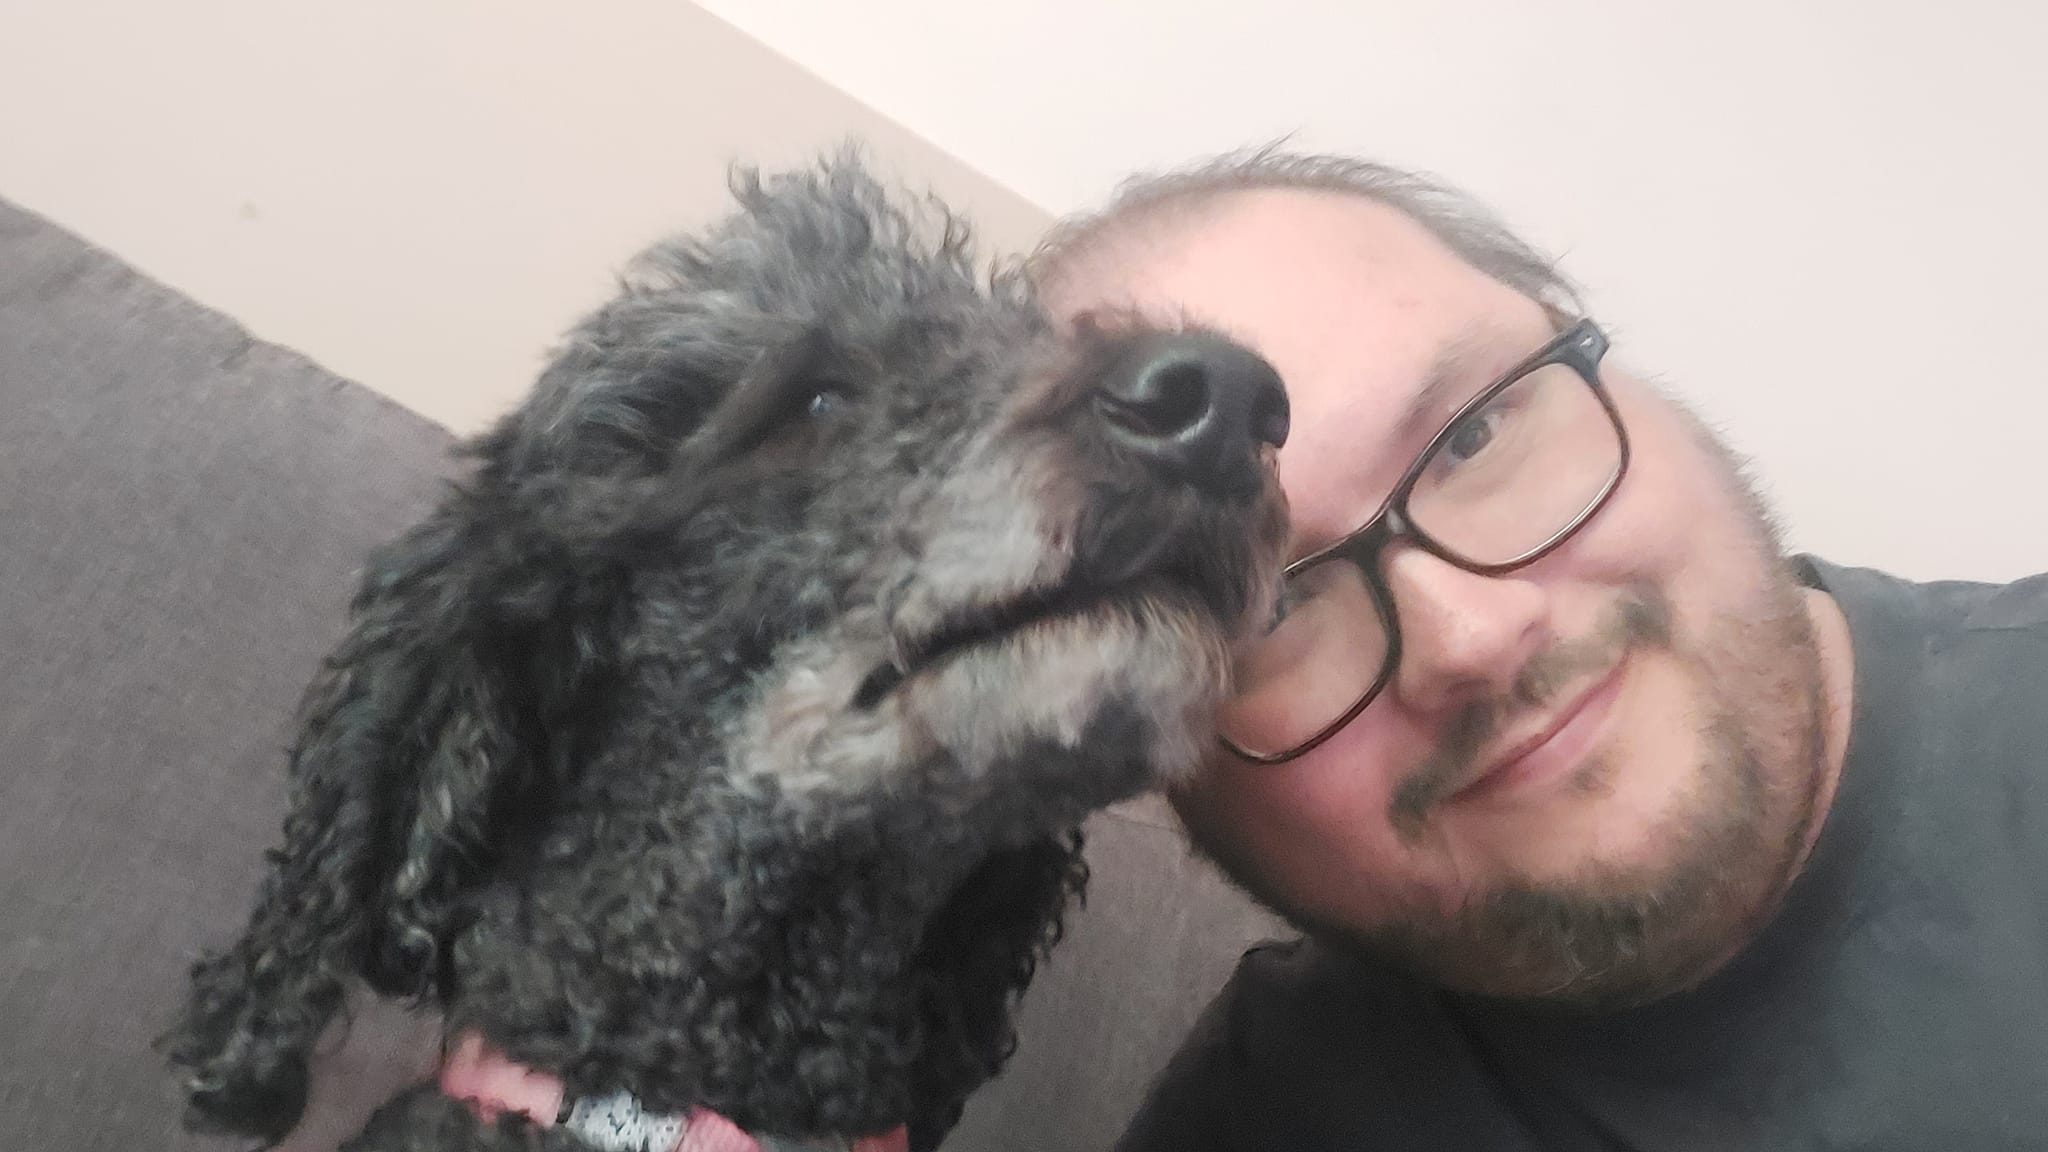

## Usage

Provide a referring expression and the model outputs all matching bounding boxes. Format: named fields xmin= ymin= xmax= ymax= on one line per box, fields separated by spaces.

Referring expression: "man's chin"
xmin=1443 ymin=661 xmax=1720 ymax=885
xmin=1447 ymin=764 xmax=1706 ymax=891
xmin=1351 ymin=726 xmax=1805 ymax=1008
xmin=1325 ymin=862 xmax=1749 ymax=1010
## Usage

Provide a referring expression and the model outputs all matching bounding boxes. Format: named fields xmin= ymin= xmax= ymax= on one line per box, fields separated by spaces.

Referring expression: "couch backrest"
xmin=1 ymin=196 xmax=459 ymax=1152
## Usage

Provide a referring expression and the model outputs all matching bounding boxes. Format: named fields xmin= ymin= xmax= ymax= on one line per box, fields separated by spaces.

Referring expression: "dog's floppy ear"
xmin=163 ymin=470 xmax=568 ymax=1143
xmin=902 ymin=830 xmax=1091 ymax=1151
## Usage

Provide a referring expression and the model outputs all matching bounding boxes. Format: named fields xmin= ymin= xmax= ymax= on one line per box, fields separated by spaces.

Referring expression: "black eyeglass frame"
xmin=1220 ymin=318 xmax=1631 ymax=766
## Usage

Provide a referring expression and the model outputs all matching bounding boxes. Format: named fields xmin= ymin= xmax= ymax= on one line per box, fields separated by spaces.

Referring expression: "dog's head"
xmin=166 ymin=152 xmax=1288 ymax=1148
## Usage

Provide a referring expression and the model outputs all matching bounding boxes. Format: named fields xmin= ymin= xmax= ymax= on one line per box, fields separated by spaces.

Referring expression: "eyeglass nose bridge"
xmin=1243 ymin=498 xmax=1516 ymax=767
xmin=1307 ymin=494 xmax=1433 ymax=586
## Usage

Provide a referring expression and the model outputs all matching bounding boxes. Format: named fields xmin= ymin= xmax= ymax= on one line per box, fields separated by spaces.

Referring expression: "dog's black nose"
xmin=1096 ymin=333 xmax=1290 ymax=493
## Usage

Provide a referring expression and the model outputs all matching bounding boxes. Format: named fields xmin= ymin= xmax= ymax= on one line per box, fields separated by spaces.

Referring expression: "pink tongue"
xmin=438 ymin=1031 xmax=566 ymax=1125
xmin=677 ymin=1108 xmax=759 ymax=1151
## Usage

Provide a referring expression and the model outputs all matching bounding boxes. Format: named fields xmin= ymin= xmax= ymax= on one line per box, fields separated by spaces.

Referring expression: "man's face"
xmin=1045 ymin=190 xmax=1838 ymax=1006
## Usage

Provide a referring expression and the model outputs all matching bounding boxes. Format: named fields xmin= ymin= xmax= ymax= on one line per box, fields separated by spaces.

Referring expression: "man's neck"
xmin=1791 ymin=586 xmax=1856 ymax=879
xmin=1701 ymin=585 xmax=1856 ymax=983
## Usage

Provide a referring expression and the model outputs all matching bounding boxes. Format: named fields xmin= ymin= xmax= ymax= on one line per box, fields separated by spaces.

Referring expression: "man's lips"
xmin=1449 ymin=657 xmax=1628 ymax=804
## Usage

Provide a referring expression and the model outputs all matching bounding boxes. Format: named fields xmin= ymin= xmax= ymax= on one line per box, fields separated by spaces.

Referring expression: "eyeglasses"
xmin=1218 ymin=318 xmax=1630 ymax=765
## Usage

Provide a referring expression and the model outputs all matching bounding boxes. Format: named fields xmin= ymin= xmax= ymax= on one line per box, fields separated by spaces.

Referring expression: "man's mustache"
xmin=1388 ymin=584 xmax=1672 ymax=838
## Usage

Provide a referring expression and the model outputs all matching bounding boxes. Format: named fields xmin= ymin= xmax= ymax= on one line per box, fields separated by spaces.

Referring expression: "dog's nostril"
xmin=1098 ymin=358 xmax=1213 ymax=441
xmin=1097 ymin=333 xmax=1289 ymax=492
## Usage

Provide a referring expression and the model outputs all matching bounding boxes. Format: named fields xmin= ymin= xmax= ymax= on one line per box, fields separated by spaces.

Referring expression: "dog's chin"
xmin=725 ymin=558 xmax=1270 ymax=812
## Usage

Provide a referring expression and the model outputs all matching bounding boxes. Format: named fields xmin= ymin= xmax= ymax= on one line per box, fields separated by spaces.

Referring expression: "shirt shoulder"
xmin=1802 ymin=554 xmax=2048 ymax=636
xmin=1798 ymin=557 xmax=2048 ymax=704
xmin=1800 ymin=556 xmax=2048 ymax=878
xmin=1962 ymin=570 xmax=2048 ymax=633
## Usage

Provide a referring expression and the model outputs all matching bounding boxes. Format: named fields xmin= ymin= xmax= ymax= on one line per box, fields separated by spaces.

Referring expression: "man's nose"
xmin=1382 ymin=545 xmax=1549 ymax=714
xmin=1094 ymin=332 xmax=1290 ymax=497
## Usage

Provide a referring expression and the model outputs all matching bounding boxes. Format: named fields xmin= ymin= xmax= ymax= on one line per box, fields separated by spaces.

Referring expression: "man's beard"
xmin=1353 ymin=570 xmax=1829 ymax=1010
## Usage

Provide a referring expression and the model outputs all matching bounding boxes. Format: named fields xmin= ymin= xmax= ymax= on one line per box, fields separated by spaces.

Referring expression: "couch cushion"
xmin=0 ymin=196 xmax=1290 ymax=1152
xmin=943 ymin=796 xmax=1286 ymax=1152
xmin=0 ymin=197 xmax=454 ymax=1151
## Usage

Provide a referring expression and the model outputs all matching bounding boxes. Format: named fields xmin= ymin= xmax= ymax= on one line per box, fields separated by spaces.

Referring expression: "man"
xmin=1026 ymin=148 xmax=2048 ymax=1149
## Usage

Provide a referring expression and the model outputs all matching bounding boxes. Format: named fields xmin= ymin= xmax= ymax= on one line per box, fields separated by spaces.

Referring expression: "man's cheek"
xmin=1552 ymin=400 xmax=1716 ymax=580
xmin=1208 ymin=752 xmax=1418 ymax=916
xmin=1560 ymin=486 xmax=1689 ymax=588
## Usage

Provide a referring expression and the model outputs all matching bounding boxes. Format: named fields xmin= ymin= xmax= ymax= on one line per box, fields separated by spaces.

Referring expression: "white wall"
xmin=698 ymin=0 xmax=2048 ymax=585
xmin=0 ymin=0 xmax=1048 ymax=436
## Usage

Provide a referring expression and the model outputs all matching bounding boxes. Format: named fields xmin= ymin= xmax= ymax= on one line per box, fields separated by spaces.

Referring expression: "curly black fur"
xmin=163 ymin=147 xmax=1288 ymax=1152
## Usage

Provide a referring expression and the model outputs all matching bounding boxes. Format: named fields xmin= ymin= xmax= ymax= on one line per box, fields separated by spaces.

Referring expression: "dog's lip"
xmin=854 ymin=577 xmax=1112 ymax=708
xmin=855 ymin=557 xmax=1242 ymax=711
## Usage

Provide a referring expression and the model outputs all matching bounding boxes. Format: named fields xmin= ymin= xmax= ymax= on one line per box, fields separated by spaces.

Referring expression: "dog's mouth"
xmin=852 ymin=578 xmax=1114 ymax=710
xmin=851 ymin=562 xmax=1222 ymax=711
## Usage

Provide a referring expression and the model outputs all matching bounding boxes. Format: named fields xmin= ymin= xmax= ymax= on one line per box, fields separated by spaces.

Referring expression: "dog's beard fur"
xmin=161 ymin=150 xmax=1287 ymax=1152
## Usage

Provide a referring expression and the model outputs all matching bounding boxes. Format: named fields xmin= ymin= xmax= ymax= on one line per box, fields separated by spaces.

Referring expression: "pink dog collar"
xmin=438 ymin=1030 xmax=909 ymax=1152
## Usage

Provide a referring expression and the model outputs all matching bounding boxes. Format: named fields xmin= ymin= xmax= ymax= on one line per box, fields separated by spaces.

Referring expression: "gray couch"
xmin=0 ymin=197 xmax=1287 ymax=1152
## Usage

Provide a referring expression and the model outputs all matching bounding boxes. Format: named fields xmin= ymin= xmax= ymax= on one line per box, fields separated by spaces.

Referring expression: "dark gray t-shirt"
xmin=1116 ymin=557 xmax=2048 ymax=1151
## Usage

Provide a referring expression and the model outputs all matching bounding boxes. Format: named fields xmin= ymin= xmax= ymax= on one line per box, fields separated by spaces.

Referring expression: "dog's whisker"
xmin=889 ymin=631 xmax=914 ymax=678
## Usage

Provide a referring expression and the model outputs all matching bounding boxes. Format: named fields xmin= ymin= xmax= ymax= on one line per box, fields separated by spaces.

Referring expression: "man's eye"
xmin=1441 ymin=410 xmax=1501 ymax=466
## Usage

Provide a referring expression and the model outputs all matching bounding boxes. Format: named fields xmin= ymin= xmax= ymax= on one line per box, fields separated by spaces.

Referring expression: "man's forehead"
xmin=1048 ymin=189 xmax=1553 ymax=545
xmin=1051 ymin=188 xmax=1453 ymax=311
xmin=1051 ymin=188 xmax=1537 ymax=383
xmin=1272 ymin=314 xmax=1540 ymax=551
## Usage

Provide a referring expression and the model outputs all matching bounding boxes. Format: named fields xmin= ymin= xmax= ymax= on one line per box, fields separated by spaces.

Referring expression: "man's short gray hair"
xmin=1025 ymin=141 xmax=1583 ymax=316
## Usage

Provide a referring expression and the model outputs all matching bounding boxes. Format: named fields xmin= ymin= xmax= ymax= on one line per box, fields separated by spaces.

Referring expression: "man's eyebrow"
xmin=1291 ymin=324 xmax=1524 ymax=560
xmin=1385 ymin=324 xmax=1512 ymax=450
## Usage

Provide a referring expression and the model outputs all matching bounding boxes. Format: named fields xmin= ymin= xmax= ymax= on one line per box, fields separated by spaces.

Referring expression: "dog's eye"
xmin=805 ymin=386 xmax=850 ymax=420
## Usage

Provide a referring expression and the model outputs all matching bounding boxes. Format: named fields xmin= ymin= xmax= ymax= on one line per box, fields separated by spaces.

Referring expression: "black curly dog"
xmin=163 ymin=151 xmax=1290 ymax=1152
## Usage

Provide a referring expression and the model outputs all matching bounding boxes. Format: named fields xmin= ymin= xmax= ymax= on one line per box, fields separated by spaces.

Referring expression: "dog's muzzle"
xmin=852 ymin=331 xmax=1289 ymax=708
